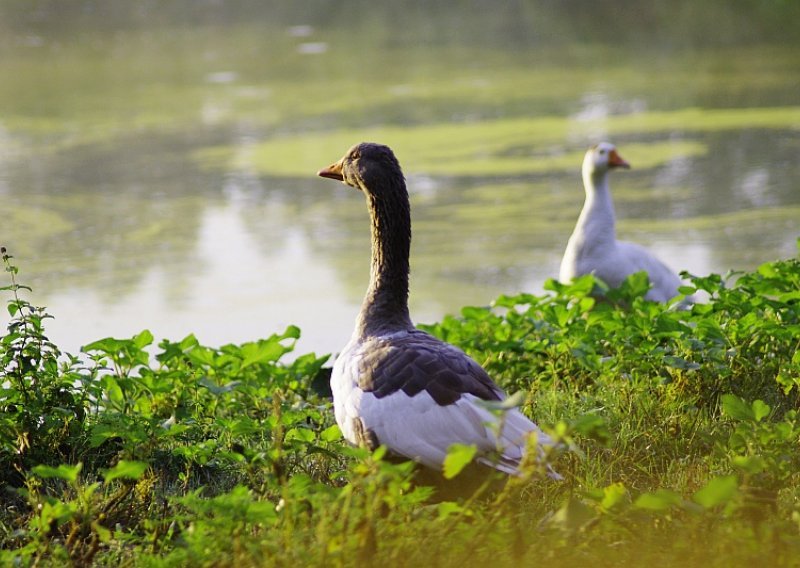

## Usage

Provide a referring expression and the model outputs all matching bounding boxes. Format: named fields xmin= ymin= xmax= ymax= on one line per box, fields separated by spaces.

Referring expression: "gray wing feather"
xmin=357 ymin=330 xmax=503 ymax=405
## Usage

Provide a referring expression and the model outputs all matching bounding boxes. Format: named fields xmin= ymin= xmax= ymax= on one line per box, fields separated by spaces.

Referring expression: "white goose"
xmin=318 ymin=142 xmax=557 ymax=480
xmin=559 ymin=142 xmax=690 ymax=304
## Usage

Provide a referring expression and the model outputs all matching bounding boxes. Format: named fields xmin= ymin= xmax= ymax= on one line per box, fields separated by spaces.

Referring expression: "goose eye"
xmin=599 ymin=149 xmax=606 ymax=155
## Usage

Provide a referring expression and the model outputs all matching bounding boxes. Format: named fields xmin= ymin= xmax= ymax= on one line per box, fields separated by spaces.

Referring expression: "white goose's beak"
xmin=608 ymin=149 xmax=631 ymax=169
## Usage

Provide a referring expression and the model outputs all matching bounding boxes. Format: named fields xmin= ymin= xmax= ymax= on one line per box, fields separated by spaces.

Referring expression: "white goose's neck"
xmin=575 ymin=166 xmax=617 ymax=245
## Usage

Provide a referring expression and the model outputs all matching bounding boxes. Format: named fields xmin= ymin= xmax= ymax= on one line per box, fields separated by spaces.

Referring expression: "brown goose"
xmin=318 ymin=142 xmax=557 ymax=478
xmin=560 ymin=142 xmax=693 ymax=304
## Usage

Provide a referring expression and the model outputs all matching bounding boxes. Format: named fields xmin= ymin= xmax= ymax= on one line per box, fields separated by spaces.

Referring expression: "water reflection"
xmin=45 ymin=202 xmax=362 ymax=356
xmin=1 ymin=1 xmax=799 ymax=356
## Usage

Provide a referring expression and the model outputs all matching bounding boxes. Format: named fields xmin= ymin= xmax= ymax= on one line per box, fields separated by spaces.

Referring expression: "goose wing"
xmin=332 ymin=330 xmax=552 ymax=473
xmin=358 ymin=329 xmax=504 ymax=405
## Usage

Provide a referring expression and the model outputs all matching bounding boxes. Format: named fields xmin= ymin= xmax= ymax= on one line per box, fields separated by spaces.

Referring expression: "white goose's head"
xmin=583 ymin=142 xmax=631 ymax=177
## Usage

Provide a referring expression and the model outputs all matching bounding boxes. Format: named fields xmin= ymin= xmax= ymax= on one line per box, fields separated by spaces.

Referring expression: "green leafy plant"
xmin=2 ymin=248 xmax=800 ymax=567
xmin=0 ymin=248 xmax=96 ymax=484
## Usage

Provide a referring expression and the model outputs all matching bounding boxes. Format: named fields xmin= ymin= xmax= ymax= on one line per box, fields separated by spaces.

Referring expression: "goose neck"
xmin=356 ymin=184 xmax=413 ymax=337
xmin=578 ymin=169 xmax=617 ymax=243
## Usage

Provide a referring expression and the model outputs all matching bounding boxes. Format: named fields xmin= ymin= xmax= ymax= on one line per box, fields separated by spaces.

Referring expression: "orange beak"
xmin=317 ymin=159 xmax=345 ymax=181
xmin=608 ymin=149 xmax=631 ymax=169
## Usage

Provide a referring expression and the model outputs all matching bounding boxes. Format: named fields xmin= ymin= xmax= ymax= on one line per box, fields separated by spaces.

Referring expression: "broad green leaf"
xmin=371 ymin=445 xmax=388 ymax=462
xmin=178 ymin=333 xmax=200 ymax=350
xmin=621 ymin=271 xmax=651 ymax=298
xmin=721 ymin=394 xmax=753 ymax=422
xmin=757 ymin=262 xmax=779 ymax=278
xmin=600 ymin=482 xmax=628 ymax=511
xmin=461 ymin=306 xmax=490 ymax=320
xmin=103 ymin=460 xmax=148 ymax=483
xmin=320 ymin=424 xmax=342 ymax=442
xmin=634 ymin=489 xmax=683 ymax=511
xmin=35 ymin=500 xmax=76 ymax=530
xmin=282 ymin=325 xmax=301 ymax=340
xmin=133 ymin=329 xmax=154 ymax=348
xmin=751 ymin=399 xmax=770 ymax=422
xmin=578 ymin=296 xmax=596 ymax=312
xmin=93 ymin=521 xmax=112 ymax=543
xmin=559 ymin=273 xmax=599 ymax=296
xmin=90 ymin=424 xmax=123 ymax=448
xmin=83 ymin=337 xmax=126 ymax=354
xmin=437 ymin=501 xmax=465 ymax=520
xmin=32 ymin=463 xmax=82 ymax=483
xmin=101 ymin=375 xmax=124 ymax=406
xmin=285 ymin=428 xmax=316 ymax=443
xmin=443 ymin=443 xmax=478 ymax=479
xmin=778 ymin=290 xmax=800 ymax=302
xmin=775 ymin=373 xmax=800 ymax=395
xmin=695 ymin=319 xmax=726 ymax=342
xmin=693 ymin=475 xmax=738 ymax=508
xmin=187 ymin=346 xmax=218 ymax=367
xmin=221 ymin=417 xmax=259 ymax=437
xmin=158 ymin=423 xmax=190 ymax=438
xmin=240 ymin=340 xmax=286 ymax=369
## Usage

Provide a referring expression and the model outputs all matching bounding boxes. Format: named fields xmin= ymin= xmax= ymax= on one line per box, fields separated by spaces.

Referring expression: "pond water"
xmin=1 ymin=1 xmax=799 ymax=358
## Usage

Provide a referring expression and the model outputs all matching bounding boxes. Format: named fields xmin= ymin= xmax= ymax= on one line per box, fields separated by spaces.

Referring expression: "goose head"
xmin=317 ymin=142 xmax=404 ymax=196
xmin=583 ymin=142 xmax=631 ymax=178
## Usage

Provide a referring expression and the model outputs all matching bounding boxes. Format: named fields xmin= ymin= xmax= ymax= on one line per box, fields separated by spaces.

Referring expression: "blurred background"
xmin=1 ymin=0 xmax=799 ymax=357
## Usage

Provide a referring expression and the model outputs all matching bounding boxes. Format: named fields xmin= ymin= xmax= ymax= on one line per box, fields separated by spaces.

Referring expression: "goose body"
xmin=559 ymin=143 xmax=690 ymax=304
xmin=319 ymin=142 xmax=555 ymax=477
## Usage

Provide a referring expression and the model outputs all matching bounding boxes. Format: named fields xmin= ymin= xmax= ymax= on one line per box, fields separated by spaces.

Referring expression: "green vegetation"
xmin=196 ymin=107 xmax=799 ymax=178
xmin=2 ymin=244 xmax=800 ymax=567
